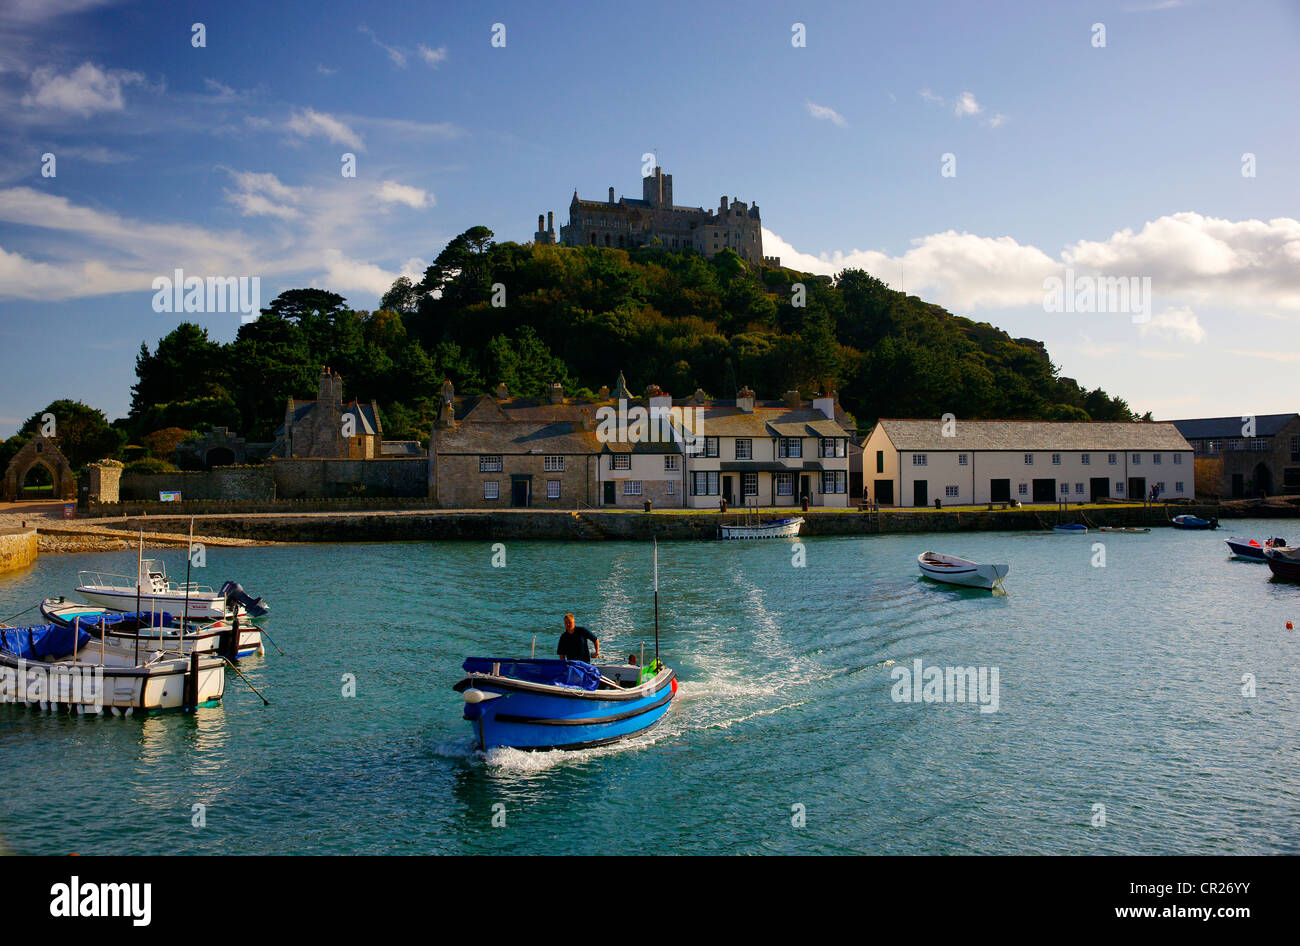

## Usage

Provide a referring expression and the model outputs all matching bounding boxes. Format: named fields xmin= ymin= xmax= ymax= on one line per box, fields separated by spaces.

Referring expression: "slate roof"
xmin=687 ymin=407 xmax=848 ymax=439
xmin=875 ymin=419 xmax=1191 ymax=452
xmin=275 ymin=400 xmax=379 ymax=437
xmin=433 ymin=421 xmax=601 ymax=455
xmin=1167 ymin=414 xmax=1299 ymax=441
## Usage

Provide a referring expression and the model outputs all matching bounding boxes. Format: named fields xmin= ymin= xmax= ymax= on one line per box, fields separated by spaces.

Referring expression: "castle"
xmin=535 ymin=166 xmax=778 ymax=267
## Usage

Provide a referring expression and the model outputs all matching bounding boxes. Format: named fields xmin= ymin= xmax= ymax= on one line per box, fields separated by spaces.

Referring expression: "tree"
xmin=18 ymin=399 xmax=125 ymax=468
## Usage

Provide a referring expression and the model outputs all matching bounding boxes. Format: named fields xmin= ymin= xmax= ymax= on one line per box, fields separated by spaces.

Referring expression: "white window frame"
xmin=623 ymin=480 xmax=643 ymax=496
xmin=611 ymin=454 xmax=631 ymax=470
xmin=543 ymin=455 xmax=564 ymax=472
xmin=944 ymin=485 xmax=959 ymax=498
xmin=546 ymin=480 xmax=561 ymax=499
xmin=664 ymin=455 xmax=680 ymax=471
xmin=775 ymin=473 xmax=794 ymax=496
xmin=912 ymin=453 xmax=928 ymax=466
xmin=741 ymin=472 xmax=758 ymax=497
xmin=735 ymin=438 xmax=752 ymax=460
xmin=1024 ymin=454 xmax=1034 ymax=465
xmin=479 ymin=455 xmax=503 ymax=473
xmin=483 ymin=480 xmax=500 ymax=500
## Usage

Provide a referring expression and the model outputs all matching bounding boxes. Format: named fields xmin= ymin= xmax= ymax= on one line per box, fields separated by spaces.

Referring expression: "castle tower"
xmin=642 ymin=166 xmax=672 ymax=208
xmin=534 ymin=212 xmax=555 ymax=244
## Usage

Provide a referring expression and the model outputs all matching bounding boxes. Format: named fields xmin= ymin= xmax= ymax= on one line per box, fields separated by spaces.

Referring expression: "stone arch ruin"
xmin=2 ymin=433 xmax=78 ymax=502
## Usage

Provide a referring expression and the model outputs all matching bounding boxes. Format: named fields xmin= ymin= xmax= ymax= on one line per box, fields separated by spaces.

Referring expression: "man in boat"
xmin=557 ymin=613 xmax=599 ymax=662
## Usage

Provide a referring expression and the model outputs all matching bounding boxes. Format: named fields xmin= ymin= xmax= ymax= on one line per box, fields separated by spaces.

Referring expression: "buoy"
xmin=1288 ymin=621 xmax=1294 ymax=630
xmin=670 ymin=678 xmax=678 ymax=695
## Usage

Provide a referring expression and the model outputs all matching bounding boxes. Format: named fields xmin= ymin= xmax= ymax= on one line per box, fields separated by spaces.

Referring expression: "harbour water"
xmin=0 ymin=521 xmax=1295 ymax=855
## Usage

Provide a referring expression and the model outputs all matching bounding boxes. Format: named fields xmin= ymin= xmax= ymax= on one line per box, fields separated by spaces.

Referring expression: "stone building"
xmin=278 ymin=367 xmax=384 ymax=459
xmin=536 ymin=166 xmax=778 ymax=267
xmin=1 ymin=432 xmax=78 ymax=501
xmin=1169 ymin=413 xmax=1300 ymax=498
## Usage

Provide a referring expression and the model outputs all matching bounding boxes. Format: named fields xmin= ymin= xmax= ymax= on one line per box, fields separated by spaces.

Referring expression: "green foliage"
xmin=122 ymin=226 xmax=1135 ymax=441
xmin=17 ymin=400 xmax=125 ymax=469
xmin=123 ymin=457 xmax=178 ymax=474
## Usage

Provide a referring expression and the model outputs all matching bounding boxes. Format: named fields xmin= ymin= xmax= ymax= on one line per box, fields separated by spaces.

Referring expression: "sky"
xmin=0 ymin=0 xmax=1297 ymax=437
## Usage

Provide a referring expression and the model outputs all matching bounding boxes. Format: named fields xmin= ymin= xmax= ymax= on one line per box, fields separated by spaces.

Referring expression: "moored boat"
xmin=1098 ymin=526 xmax=1150 ymax=534
xmin=1263 ymin=545 xmax=1300 ymax=582
xmin=917 ymin=551 xmax=1009 ymax=590
xmin=0 ymin=621 xmax=225 ymax=713
xmin=75 ymin=560 xmax=268 ymax=621
xmin=39 ymin=598 xmax=263 ymax=658
xmin=1224 ymin=536 xmax=1287 ymax=561
xmin=718 ymin=516 xmax=804 ymax=540
xmin=1053 ymin=523 xmax=1087 ymax=534
xmin=1171 ymin=514 xmax=1219 ymax=530
xmin=453 ymin=657 xmax=676 ymax=751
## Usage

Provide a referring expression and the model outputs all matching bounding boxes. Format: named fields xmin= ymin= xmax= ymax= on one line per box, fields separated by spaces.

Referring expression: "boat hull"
xmin=40 ymin=601 xmax=262 ymax=658
xmin=456 ymin=667 xmax=676 ymax=751
xmin=1264 ymin=547 xmax=1300 ymax=582
xmin=75 ymin=586 xmax=241 ymax=621
xmin=917 ymin=553 xmax=1009 ymax=590
xmin=1053 ymin=524 xmax=1087 ymax=534
xmin=0 ymin=647 xmax=225 ymax=713
xmin=719 ymin=517 xmax=804 ymax=540
xmin=1171 ymin=515 xmax=1217 ymax=530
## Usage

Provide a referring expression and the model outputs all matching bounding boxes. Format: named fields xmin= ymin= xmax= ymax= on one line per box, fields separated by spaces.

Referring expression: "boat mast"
xmin=134 ymin=529 xmax=143 ymax=665
xmin=181 ymin=517 xmax=194 ymax=656
xmin=653 ymin=538 xmax=659 ymax=665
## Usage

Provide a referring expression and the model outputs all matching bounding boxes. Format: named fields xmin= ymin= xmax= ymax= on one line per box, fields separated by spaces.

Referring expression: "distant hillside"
xmin=127 ymin=226 xmax=1137 ymax=446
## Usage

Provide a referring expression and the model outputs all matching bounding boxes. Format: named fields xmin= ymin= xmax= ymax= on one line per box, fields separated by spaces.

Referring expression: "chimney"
xmin=597 ymin=384 xmax=610 ymax=399
xmin=549 ymin=382 xmax=564 ymax=404
xmin=784 ymin=389 xmax=800 ymax=409
xmin=436 ymin=397 xmax=455 ymax=429
xmin=440 ymin=378 xmax=455 ymax=403
xmin=547 ymin=211 xmax=554 ymax=233
xmin=537 ymin=214 xmax=544 ymax=233
xmin=736 ymin=386 xmax=755 ymax=413
xmin=495 ymin=382 xmax=509 ymax=400
xmin=720 ymin=196 xmax=729 ymax=213
xmin=691 ymin=387 xmax=707 ymax=405
xmin=609 ymin=186 xmax=615 ymax=204
xmin=580 ymin=408 xmax=593 ymax=431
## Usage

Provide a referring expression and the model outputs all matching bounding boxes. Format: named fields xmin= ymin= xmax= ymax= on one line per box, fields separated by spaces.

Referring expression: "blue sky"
xmin=1 ymin=0 xmax=1297 ymax=436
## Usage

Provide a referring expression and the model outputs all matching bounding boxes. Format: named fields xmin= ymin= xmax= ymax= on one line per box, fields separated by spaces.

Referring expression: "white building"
xmin=862 ymin=419 xmax=1194 ymax=507
xmin=679 ymin=389 xmax=852 ymax=508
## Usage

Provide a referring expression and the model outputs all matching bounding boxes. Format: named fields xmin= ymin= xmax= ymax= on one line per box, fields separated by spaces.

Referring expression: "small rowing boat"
xmin=39 ymin=598 xmax=263 ymax=658
xmin=1171 ymin=514 xmax=1219 ymax=530
xmin=1098 ymin=527 xmax=1150 ymax=534
xmin=718 ymin=516 xmax=804 ymax=540
xmin=1224 ymin=536 xmax=1287 ymax=561
xmin=1263 ymin=545 xmax=1300 ymax=582
xmin=917 ymin=551 xmax=1009 ymax=590
xmin=1053 ymin=523 xmax=1087 ymax=534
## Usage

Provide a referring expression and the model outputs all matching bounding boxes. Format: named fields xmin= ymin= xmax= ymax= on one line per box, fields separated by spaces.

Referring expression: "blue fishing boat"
xmin=1171 ymin=514 xmax=1219 ymax=530
xmin=1053 ymin=523 xmax=1087 ymax=534
xmin=454 ymin=657 xmax=676 ymax=751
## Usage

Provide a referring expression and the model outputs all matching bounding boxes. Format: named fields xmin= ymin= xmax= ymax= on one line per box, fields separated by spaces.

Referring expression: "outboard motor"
xmin=218 ymin=580 xmax=270 ymax=617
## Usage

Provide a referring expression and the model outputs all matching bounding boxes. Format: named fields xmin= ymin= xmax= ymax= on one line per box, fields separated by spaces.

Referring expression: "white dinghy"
xmin=917 ymin=551 xmax=1009 ymax=590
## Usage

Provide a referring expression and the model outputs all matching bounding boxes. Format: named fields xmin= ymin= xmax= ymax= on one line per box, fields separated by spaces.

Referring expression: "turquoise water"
xmin=0 ymin=522 xmax=1296 ymax=855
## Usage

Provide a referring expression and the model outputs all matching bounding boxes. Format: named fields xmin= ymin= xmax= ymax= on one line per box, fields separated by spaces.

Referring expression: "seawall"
xmin=90 ymin=504 xmax=1227 ymax=544
xmin=0 ymin=528 xmax=38 ymax=573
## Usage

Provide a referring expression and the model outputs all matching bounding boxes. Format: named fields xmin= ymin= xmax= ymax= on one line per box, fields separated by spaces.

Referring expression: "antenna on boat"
xmin=653 ymin=538 xmax=659 ymax=666
xmin=134 ymin=529 xmax=143 ymax=665
xmin=181 ymin=517 xmax=194 ymax=663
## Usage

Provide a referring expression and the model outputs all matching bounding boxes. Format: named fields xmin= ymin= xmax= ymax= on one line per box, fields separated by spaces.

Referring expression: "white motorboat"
xmin=0 ymin=622 xmax=225 ymax=713
xmin=75 ymin=559 xmax=268 ymax=621
xmin=917 ymin=551 xmax=1009 ymax=590
xmin=39 ymin=598 xmax=264 ymax=659
xmin=718 ymin=516 xmax=804 ymax=540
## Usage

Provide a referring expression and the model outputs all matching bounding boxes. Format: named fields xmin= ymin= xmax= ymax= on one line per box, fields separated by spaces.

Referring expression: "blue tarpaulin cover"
xmin=462 ymin=658 xmax=602 ymax=691
xmin=0 ymin=624 xmax=92 ymax=661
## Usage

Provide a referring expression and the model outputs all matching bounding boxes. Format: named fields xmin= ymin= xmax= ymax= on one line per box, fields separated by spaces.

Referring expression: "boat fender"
xmin=670 ymin=678 xmax=677 ymax=695
xmin=462 ymin=688 xmax=502 ymax=704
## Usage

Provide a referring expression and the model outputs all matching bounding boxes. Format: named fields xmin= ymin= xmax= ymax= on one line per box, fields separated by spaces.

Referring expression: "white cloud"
xmin=806 ymin=101 xmax=846 ymax=126
xmin=376 ymin=181 xmax=432 ymax=209
xmin=3 ymin=0 xmax=119 ymax=24
xmin=953 ymin=91 xmax=982 ymax=117
xmin=359 ymin=25 xmax=406 ymax=67
xmin=1138 ymin=306 xmax=1206 ymax=343
xmin=316 ymin=249 xmax=424 ymax=296
xmin=1224 ymin=349 xmax=1300 ymax=363
xmin=919 ymin=88 xmax=943 ymax=105
xmin=316 ymin=64 xmax=337 ymax=76
xmin=224 ymin=170 xmax=302 ymax=220
xmin=22 ymin=61 xmax=144 ymax=116
xmin=985 ymin=112 xmax=1008 ymax=128
xmin=418 ymin=45 xmax=447 ymax=67
xmin=285 ymin=107 xmax=364 ymax=150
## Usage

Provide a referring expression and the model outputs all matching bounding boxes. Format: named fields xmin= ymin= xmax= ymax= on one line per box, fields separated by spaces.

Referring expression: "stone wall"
xmin=120 ymin=467 xmax=275 ymax=502
xmin=84 ymin=461 xmax=123 ymax=503
xmin=271 ymin=458 xmax=427 ymax=499
xmin=0 ymin=528 xmax=37 ymax=574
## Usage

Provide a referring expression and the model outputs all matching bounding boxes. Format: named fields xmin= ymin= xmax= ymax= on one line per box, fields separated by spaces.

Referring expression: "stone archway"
xmin=206 ymin=446 xmax=236 ymax=468
xmin=2 ymin=433 xmax=78 ymax=502
xmin=1252 ymin=462 xmax=1273 ymax=497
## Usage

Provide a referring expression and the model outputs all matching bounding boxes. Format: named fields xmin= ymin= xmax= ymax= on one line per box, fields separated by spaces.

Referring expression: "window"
xmin=1018 ymin=483 xmax=1028 ymax=495
xmin=776 ymin=473 xmax=793 ymax=496
xmin=667 ymin=481 xmax=676 ymax=496
xmin=742 ymin=472 xmax=758 ymax=497
xmin=623 ymin=480 xmax=642 ymax=496
xmin=778 ymin=438 xmax=802 ymax=458
xmin=664 ymin=455 xmax=680 ymax=471
xmin=1152 ymin=453 xmax=1161 ymax=465
xmin=1251 ymin=438 xmax=1269 ymax=451
xmin=544 ymin=455 xmax=564 ymax=472
xmin=1075 ymin=483 xmax=1084 ymax=494
xmin=703 ymin=436 xmax=720 ymax=458
xmin=1115 ymin=481 xmax=1125 ymax=494
xmin=479 ymin=455 xmax=503 ymax=472
xmin=1155 ymin=481 xmax=1166 ymax=492
xmin=912 ymin=453 xmax=928 ymax=466
xmin=692 ymin=471 xmax=719 ymax=495
xmin=1292 ymin=436 xmax=1299 ymax=461
xmin=483 ymin=481 xmax=500 ymax=500
xmin=1108 ymin=453 xmax=1117 ymax=465
xmin=1228 ymin=439 xmax=1244 ymax=452
xmin=1174 ymin=481 xmax=1184 ymax=493
xmin=1024 ymin=454 xmax=1034 ymax=465
xmin=945 ymin=485 xmax=959 ymax=498
xmin=735 ymin=438 xmax=752 ymax=460
xmin=1081 ymin=454 xmax=1091 ymax=465
xmin=546 ymin=480 xmax=561 ymax=499
xmin=611 ymin=454 xmax=631 ymax=470
xmin=875 ymin=450 xmax=884 ymax=474
xmin=1173 ymin=453 xmax=1183 ymax=465
xmin=820 ymin=438 xmax=845 ymax=458
xmin=958 ymin=454 xmax=968 ymax=466
xmin=1131 ymin=453 xmax=1141 ymax=465
xmin=1060 ymin=482 xmax=1070 ymax=495
xmin=1052 ymin=453 xmax=1061 ymax=465
xmin=821 ymin=470 xmax=846 ymax=493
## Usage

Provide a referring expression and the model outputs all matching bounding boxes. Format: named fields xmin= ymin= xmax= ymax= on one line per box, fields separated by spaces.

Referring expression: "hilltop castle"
xmin=534 ymin=166 xmax=778 ymax=267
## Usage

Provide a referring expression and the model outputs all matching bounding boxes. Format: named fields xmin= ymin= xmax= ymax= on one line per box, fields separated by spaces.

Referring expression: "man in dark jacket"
xmin=557 ymin=612 xmax=599 ymax=662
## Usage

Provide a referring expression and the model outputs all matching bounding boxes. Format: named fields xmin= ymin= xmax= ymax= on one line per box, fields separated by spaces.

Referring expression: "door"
xmin=511 ymin=476 xmax=531 ymax=507
xmin=1032 ymin=478 xmax=1055 ymax=502
xmin=1089 ymin=477 xmax=1109 ymax=502
xmin=1128 ymin=477 xmax=1145 ymax=503
xmin=603 ymin=481 xmax=616 ymax=505
xmin=989 ymin=479 xmax=1010 ymax=503
xmin=1231 ymin=473 xmax=1244 ymax=498
xmin=722 ymin=476 xmax=734 ymax=505
xmin=799 ymin=475 xmax=811 ymax=501
xmin=912 ymin=480 xmax=928 ymax=507
xmin=874 ymin=479 xmax=894 ymax=505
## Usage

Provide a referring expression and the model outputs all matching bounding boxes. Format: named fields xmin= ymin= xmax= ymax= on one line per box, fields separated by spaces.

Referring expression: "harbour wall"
xmin=115 ymin=458 xmax=427 ymax=503
xmin=0 ymin=529 xmax=38 ymax=573
xmin=91 ymin=504 xmax=1229 ymax=543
